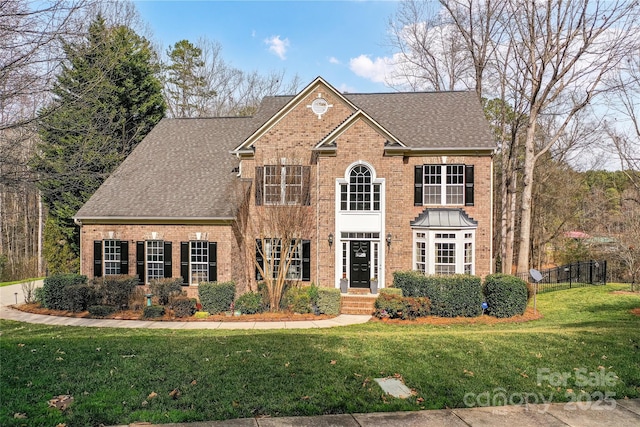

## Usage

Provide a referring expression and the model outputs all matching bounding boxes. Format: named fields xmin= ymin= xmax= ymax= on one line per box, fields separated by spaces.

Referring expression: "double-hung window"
xmin=413 ymin=230 xmax=475 ymax=275
xmin=258 ymin=165 xmax=309 ymax=205
xmin=180 ymin=241 xmax=217 ymax=285
xmin=256 ymin=239 xmax=310 ymax=281
xmin=93 ymin=240 xmax=129 ymax=277
xmin=414 ymin=164 xmax=474 ymax=206
xmin=146 ymin=240 xmax=164 ymax=281
xmin=135 ymin=240 xmax=172 ymax=284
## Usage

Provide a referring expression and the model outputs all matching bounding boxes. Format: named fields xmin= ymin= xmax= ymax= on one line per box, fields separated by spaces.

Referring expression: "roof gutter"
xmin=384 ymin=146 xmax=496 ymax=156
xmin=73 ymin=216 xmax=236 ymax=225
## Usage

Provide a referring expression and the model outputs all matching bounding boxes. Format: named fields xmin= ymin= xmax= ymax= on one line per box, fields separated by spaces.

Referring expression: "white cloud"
xmin=329 ymin=56 xmax=340 ymax=65
xmin=264 ymin=35 xmax=290 ymax=60
xmin=349 ymin=54 xmax=394 ymax=83
xmin=338 ymin=83 xmax=357 ymax=94
xmin=251 ymin=30 xmax=256 ymax=38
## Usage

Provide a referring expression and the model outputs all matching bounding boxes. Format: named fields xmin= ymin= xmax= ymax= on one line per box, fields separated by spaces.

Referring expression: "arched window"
xmin=340 ymin=165 xmax=380 ymax=211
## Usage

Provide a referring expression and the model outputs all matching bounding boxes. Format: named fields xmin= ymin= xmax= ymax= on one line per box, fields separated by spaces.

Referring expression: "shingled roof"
xmin=75 ymin=87 xmax=494 ymax=221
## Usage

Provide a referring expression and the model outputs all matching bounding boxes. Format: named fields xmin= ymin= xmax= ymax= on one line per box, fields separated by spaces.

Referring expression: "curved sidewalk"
xmin=0 ymin=282 xmax=370 ymax=329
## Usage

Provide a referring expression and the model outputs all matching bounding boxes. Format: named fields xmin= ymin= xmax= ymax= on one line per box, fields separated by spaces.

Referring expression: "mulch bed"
xmin=631 ymin=308 xmax=640 ymax=317
xmin=13 ymin=303 xmax=334 ymax=322
xmin=368 ymin=306 xmax=543 ymax=325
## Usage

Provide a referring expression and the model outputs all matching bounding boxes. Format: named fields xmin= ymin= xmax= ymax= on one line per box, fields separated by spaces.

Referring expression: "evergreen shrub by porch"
xmin=171 ymin=297 xmax=196 ymax=318
xmin=42 ymin=274 xmax=87 ymax=310
xmin=317 ymin=287 xmax=341 ymax=315
xmin=88 ymin=305 xmax=116 ymax=318
xmin=95 ymin=275 xmax=138 ymax=309
xmin=235 ymin=292 xmax=263 ymax=314
xmin=403 ymin=296 xmax=431 ymax=319
xmin=374 ymin=293 xmax=431 ymax=320
xmin=282 ymin=286 xmax=312 ymax=313
xmin=150 ymin=278 xmax=183 ymax=306
xmin=62 ymin=284 xmax=98 ymax=312
xmin=198 ymin=281 xmax=235 ymax=314
xmin=379 ymin=287 xmax=403 ymax=296
xmin=143 ymin=305 xmax=165 ymax=318
xmin=393 ymin=271 xmax=483 ymax=317
xmin=483 ymin=274 xmax=529 ymax=318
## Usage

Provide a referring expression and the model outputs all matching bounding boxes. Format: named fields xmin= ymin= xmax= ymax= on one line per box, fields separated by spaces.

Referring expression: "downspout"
xmin=316 ymin=158 xmax=320 ymax=284
xmin=73 ymin=217 xmax=83 ymax=275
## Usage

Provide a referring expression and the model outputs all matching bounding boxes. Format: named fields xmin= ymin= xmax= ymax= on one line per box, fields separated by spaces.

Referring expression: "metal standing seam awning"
xmin=410 ymin=208 xmax=478 ymax=229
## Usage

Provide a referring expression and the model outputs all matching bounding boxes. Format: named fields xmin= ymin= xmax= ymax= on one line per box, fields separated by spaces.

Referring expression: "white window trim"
xmin=146 ymin=240 xmax=164 ymax=283
xmin=422 ymin=164 xmax=465 ymax=206
xmin=103 ymin=239 xmax=121 ymax=276
xmin=263 ymin=164 xmax=303 ymax=205
xmin=190 ymin=240 xmax=208 ymax=285
xmin=413 ymin=229 xmax=475 ymax=275
xmin=263 ymin=238 xmax=303 ymax=281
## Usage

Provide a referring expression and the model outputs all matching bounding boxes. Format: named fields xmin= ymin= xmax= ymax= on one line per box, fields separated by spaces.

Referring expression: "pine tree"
xmin=32 ymin=15 xmax=166 ymax=273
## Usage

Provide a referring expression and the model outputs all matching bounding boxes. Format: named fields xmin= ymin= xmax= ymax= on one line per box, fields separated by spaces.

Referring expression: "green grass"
xmin=1 ymin=285 xmax=639 ymax=426
xmin=0 ymin=278 xmax=44 ymax=287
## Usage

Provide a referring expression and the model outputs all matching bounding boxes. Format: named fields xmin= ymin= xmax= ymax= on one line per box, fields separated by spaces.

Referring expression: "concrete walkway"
xmin=0 ymin=282 xmax=370 ymax=329
xmin=3 ymin=281 xmax=639 ymax=426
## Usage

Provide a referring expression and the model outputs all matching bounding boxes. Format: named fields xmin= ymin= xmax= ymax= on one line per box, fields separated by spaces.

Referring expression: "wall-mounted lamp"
xmin=328 ymin=233 xmax=334 ymax=248
xmin=386 ymin=233 xmax=392 ymax=248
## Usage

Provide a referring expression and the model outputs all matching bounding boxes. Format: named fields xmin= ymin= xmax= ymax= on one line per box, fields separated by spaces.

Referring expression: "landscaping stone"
xmin=374 ymin=377 xmax=412 ymax=398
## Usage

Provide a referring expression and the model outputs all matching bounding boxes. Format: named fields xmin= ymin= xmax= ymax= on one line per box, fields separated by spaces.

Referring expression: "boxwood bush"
xmin=379 ymin=287 xmax=403 ymax=296
xmin=235 ymin=292 xmax=263 ymax=314
xmin=374 ymin=293 xmax=431 ymax=320
xmin=282 ymin=286 xmax=312 ymax=313
xmin=88 ymin=305 xmax=116 ymax=318
xmin=95 ymin=275 xmax=138 ymax=309
xmin=316 ymin=287 xmax=341 ymax=315
xmin=150 ymin=278 xmax=184 ymax=306
xmin=171 ymin=297 xmax=196 ymax=318
xmin=198 ymin=281 xmax=235 ymax=314
xmin=393 ymin=271 xmax=483 ymax=317
xmin=483 ymin=273 xmax=529 ymax=318
xmin=62 ymin=284 xmax=98 ymax=312
xmin=143 ymin=305 xmax=165 ymax=318
xmin=42 ymin=274 xmax=87 ymax=310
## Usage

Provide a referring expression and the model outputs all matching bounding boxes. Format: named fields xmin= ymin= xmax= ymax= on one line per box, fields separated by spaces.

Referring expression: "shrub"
xmin=62 ymin=284 xmax=98 ymax=312
xmin=150 ymin=278 xmax=184 ymax=306
xmin=88 ymin=305 xmax=116 ymax=318
xmin=393 ymin=272 xmax=483 ymax=317
xmin=95 ymin=275 xmax=138 ymax=308
xmin=143 ymin=305 xmax=165 ymax=318
xmin=402 ymin=297 xmax=431 ymax=320
xmin=194 ymin=311 xmax=209 ymax=319
xmin=379 ymin=287 xmax=403 ymax=296
xmin=374 ymin=293 xmax=406 ymax=319
xmin=171 ymin=297 xmax=196 ymax=318
xmin=235 ymin=292 xmax=263 ymax=314
xmin=34 ymin=287 xmax=45 ymax=305
xmin=42 ymin=274 xmax=87 ymax=310
xmin=198 ymin=282 xmax=235 ymax=314
xmin=282 ymin=286 xmax=312 ymax=313
xmin=316 ymin=287 xmax=341 ymax=316
xmin=483 ymin=274 xmax=529 ymax=318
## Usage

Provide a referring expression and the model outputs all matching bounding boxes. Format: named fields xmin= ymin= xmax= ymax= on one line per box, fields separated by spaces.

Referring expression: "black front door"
xmin=350 ymin=241 xmax=370 ymax=288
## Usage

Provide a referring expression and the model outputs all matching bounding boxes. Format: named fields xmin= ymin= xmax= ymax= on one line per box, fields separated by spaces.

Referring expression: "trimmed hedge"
xmin=393 ymin=271 xmax=483 ymax=317
xmin=282 ymin=286 xmax=312 ymax=313
xmin=88 ymin=305 xmax=116 ymax=318
xmin=150 ymin=278 xmax=184 ymax=306
xmin=62 ymin=284 xmax=98 ymax=312
xmin=483 ymin=273 xmax=529 ymax=318
xmin=95 ymin=275 xmax=139 ymax=309
xmin=171 ymin=297 xmax=196 ymax=318
xmin=199 ymin=282 xmax=236 ymax=314
xmin=373 ymin=293 xmax=431 ymax=320
xmin=143 ymin=305 xmax=165 ymax=318
xmin=316 ymin=287 xmax=341 ymax=315
xmin=42 ymin=274 xmax=87 ymax=310
xmin=379 ymin=287 xmax=403 ymax=296
xmin=235 ymin=292 xmax=263 ymax=314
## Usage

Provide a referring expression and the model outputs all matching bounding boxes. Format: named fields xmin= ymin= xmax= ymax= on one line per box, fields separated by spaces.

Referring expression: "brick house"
xmin=74 ymin=77 xmax=495 ymax=298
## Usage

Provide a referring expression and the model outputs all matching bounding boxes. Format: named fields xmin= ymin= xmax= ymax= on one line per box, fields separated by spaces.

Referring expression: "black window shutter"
xmin=302 ymin=240 xmax=311 ymax=282
xmin=302 ymin=166 xmax=311 ymax=206
xmin=414 ymin=165 xmax=423 ymax=206
xmin=93 ymin=240 xmax=103 ymax=278
xmin=255 ymin=166 xmax=263 ymax=206
xmin=180 ymin=242 xmax=189 ymax=285
xmin=209 ymin=242 xmax=217 ymax=282
xmin=255 ymin=239 xmax=264 ymax=280
xmin=136 ymin=241 xmax=145 ymax=284
xmin=119 ymin=241 xmax=129 ymax=275
xmin=465 ymin=165 xmax=475 ymax=206
xmin=163 ymin=241 xmax=172 ymax=278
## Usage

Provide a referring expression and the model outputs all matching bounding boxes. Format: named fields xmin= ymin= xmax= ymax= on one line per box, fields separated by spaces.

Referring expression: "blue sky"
xmin=134 ymin=1 xmax=402 ymax=93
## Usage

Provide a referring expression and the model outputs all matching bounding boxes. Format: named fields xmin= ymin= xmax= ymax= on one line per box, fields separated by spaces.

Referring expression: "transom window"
xmin=104 ymin=240 xmax=121 ymax=275
xmin=264 ymin=165 xmax=303 ymax=204
xmin=341 ymin=165 xmax=380 ymax=211
xmin=146 ymin=240 xmax=164 ymax=281
xmin=190 ymin=241 xmax=208 ymax=284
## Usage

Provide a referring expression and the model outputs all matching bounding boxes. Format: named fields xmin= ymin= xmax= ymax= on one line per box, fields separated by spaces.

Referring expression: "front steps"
xmin=340 ymin=288 xmax=377 ymax=315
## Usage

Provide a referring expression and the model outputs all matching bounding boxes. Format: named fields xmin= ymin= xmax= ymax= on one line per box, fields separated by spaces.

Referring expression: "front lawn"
xmin=1 ymin=285 xmax=639 ymax=426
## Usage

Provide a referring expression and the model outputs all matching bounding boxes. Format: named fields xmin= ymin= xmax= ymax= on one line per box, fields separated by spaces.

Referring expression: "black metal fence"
xmin=516 ymin=260 xmax=607 ymax=293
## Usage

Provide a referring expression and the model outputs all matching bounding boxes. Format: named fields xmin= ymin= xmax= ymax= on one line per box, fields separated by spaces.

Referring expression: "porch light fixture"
xmin=386 ymin=233 xmax=392 ymax=248
xmin=328 ymin=233 xmax=334 ymax=248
